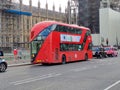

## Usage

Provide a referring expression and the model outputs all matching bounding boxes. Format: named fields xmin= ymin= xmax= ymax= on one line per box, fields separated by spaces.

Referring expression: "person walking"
xmin=18 ymin=49 xmax=22 ymax=59
xmin=13 ymin=48 xmax=18 ymax=61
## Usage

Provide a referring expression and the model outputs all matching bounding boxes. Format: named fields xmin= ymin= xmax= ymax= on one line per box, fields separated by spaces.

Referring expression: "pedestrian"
xmin=18 ymin=49 xmax=22 ymax=59
xmin=13 ymin=48 xmax=18 ymax=61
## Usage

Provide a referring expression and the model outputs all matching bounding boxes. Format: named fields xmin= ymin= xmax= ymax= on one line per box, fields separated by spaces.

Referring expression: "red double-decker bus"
xmin=30 ymin=21 xmax=92 ymax=64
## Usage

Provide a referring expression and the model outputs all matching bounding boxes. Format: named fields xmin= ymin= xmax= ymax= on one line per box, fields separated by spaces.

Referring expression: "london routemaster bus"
xmin=30 ymin=21 xmax=92 ymax=64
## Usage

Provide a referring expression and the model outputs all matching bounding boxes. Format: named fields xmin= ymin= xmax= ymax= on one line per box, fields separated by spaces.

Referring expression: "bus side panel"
xmin=51 ymin=32 xmax=85 ymax=63
xmin=51 ymin=32 xmax=61 ymax=63
xmin=51 ymin=31 xmax=87 ymax=63
xmin=34 ymin=31 xmax=92 ymax=64
xmin=33 ymin=36 xmax=51 ymax=64
xmin=59 ymin=51 xmax=86 ymax=63
xmin=84 ymin=35 xmax=93 ymax=59
xmin=87 ymin=50 xmax=93 ymax=59
xmin=87 ymin=35 xmax=93 ymax=59
xmin=34 ymin=31 xmax=63 ymax=64
xmin=66 ymin=51 xmax=85 ymax=62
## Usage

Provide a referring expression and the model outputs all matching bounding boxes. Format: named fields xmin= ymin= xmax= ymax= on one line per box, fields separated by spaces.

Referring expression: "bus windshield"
xmin=31 ymin=24 xmax=56 ymax=60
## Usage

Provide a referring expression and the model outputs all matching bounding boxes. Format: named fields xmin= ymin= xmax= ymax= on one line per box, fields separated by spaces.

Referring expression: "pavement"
xmin=6 ymin=50 xmax=120 ymax=67
xmin=7 ymin=59 xmax=32 ymax=67
xmin=4 ymin=51 xmax=32 ymax=67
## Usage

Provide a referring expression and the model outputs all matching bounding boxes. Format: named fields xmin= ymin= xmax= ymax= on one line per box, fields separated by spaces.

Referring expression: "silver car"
xmin=0 ymin=51 xmax=7 ymax=72
xmin=0 ymin=58 xmax=7 ymax=72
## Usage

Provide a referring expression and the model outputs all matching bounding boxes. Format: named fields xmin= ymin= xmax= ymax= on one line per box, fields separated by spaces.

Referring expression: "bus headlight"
xmin=32 ymin=54 xmax=35 ymax=58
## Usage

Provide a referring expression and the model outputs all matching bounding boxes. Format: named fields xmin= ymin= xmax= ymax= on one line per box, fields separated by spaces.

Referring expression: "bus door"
xmin=31 ymin=40 xmax=43 ymax=62
xmin=87 ymin=43 xmax=93 ymax=58
xmin=84 ymin=30 xmax=92 ymax=58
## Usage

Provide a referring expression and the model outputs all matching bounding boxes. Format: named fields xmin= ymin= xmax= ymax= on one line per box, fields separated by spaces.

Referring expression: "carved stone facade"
xmin=0 ymin=0 xmax=66 ymax=51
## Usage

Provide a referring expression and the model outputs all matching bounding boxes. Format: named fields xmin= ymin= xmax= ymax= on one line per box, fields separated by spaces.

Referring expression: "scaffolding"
xmin=78 ymin=0 xmax=100 ymax=34
xmin=101 ymin=0 xmax=120 ymax=11
xmin=65 ymin=0 xmax=78 ymax=24
xmin=77 ymin=0 xmax=120 ymax=34
xmin=0 ymin=0 xmax=66 ymax=52
xmin=0 ymin=0 xmax=32 ymax=52
xmin=70 ymin=0 xmax=78 ymax=24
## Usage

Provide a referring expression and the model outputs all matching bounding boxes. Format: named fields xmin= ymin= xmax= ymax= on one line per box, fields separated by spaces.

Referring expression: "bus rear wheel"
xmin=85 ymin=54 xmax=88 ymax=61
xmin=62 ymin=55 xmax=66 ymax=64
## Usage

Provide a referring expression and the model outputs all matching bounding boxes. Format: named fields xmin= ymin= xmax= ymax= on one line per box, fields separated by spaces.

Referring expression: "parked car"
xmin=104 ymin=46 xmax=118 ymax=57
xmin=92 ymin=46 xmax=107 ymax=58
xmin=92 ymin=46 xmax=99 ymax=57
xmin=0 ymin=59 xmax=7 ymax=72
xmin=0 ymin=51 xmax=7 ymax=72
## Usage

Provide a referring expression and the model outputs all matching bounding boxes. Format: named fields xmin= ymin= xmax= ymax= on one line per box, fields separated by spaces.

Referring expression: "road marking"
xmin=104 ymin=80 xmax=120 ymax=90
xmin=71 ymin=65 xmax=98 ymax=72
xmin=10 ymin=73 xmax=62 ymax=85
xmin=71 ymin=67 xmax=88 ymax=72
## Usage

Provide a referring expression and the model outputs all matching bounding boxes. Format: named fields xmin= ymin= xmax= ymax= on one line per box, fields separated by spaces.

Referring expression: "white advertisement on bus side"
xmin=60 ymin=34 xmax=81 ymax=42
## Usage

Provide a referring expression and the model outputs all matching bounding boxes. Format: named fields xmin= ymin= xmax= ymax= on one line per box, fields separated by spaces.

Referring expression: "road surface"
xmin=1 ymin=56 xmax=120 ymax=90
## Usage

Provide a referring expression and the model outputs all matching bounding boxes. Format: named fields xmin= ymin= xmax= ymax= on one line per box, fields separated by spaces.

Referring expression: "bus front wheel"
xmin=62 ymin=55 xmax=66 ymax=64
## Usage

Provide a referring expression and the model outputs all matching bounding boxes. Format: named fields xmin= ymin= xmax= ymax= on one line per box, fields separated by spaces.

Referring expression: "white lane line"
xmin=104 ymin=80 xmax=120 ymax=90
xmin=10 ymin=73 xmax=62 ymax=85
xmin=71 ymin=65 xmax=98 ymax=72
xmin=71 ymin=67 xmax=88 ymax=72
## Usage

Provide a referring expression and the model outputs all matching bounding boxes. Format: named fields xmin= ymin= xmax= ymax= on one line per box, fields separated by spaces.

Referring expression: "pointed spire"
xmin=59 ymin=4 xmax=61 ymax=13
xmin=67 ymin=0 xmax=71 ymax=24
xmin=53 ymin=2 xmax=55 ymax=11
xmin=38 ymin=0 xmax=41 ymax=20
xmin=38 ymin=0 xmax=40 ymax=9
xmin=65 ymin=7 xmax=67 ymax=13
xmin=29 ymin=0 xmax=32 ymax=6
xmin=59 ymin=4 xmax=62 ymax=22
xmin=29 ymin=0 xmax=32 ymax=12
xmin=46 ymin=0 xmax=48 ymax=20
xmin=46 ymin=0 xmax=48 ymax=10
xmin=19 ymin=0 xmax=22 ymax=11
xmin=19 ymin=0 xmax=22 ymax=4
xmin=52 ymin=2 xmax=55 ymax=20
xmin=29 ymin=0 xmax=32 ymax=28
xmin=68 ymin=0 xmax=70 ymax=7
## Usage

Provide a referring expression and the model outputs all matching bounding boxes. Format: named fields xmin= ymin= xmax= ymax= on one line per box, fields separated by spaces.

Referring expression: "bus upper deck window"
xmin=51 ymin=24 xmax=57 ymax=31
xmin=86 ymin=31 xmax=91 ymax=36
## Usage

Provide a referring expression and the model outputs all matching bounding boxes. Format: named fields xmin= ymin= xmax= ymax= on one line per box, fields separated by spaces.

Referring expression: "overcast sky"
xmin=15 ymin=0 xmax=68 ymax=12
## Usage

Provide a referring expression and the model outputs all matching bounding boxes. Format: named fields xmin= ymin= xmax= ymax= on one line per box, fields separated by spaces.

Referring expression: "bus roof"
xmin=30 ymin=21 xmax=90 ymax=42
xmin=36 ymin=21 xmax=89 ymax=29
